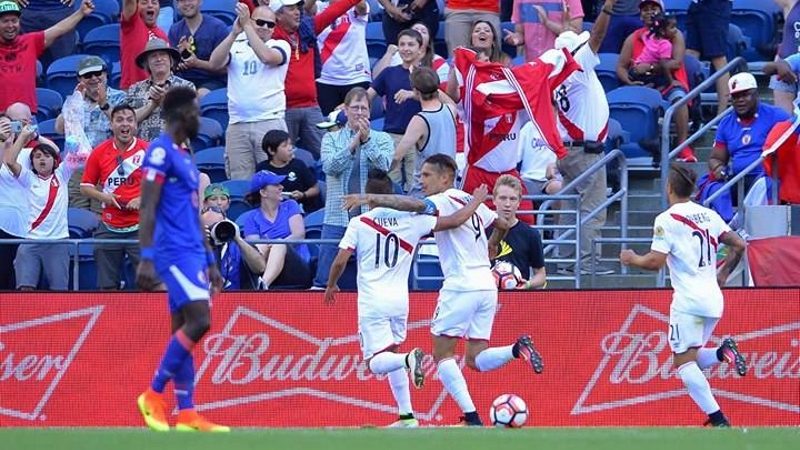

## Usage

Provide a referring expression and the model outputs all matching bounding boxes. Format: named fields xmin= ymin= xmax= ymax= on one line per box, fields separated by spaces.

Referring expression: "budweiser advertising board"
xmin=0 ymin=290 xmax=798 ymax=427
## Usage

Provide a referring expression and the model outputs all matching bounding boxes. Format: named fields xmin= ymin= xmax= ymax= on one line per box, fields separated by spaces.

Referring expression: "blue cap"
xmin=250 ymin=170 xmax=286 ymax=193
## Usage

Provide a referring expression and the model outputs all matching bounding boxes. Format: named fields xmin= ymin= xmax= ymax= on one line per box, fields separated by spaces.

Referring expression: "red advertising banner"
xmin=0 ymin=289 xmax=798 ymax=427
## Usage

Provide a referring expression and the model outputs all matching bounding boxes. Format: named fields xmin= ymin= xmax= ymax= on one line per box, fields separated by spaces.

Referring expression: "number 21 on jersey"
xmin=692 ymin=228 xmax=714 ymax=268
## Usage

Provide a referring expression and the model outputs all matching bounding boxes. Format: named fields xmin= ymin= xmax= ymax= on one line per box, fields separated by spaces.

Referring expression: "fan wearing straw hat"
xmin=127 ymin=38 xmax=195 ymax=142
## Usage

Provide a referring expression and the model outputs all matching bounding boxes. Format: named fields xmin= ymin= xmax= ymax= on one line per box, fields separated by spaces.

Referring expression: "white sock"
xmin=368 ymin=352 xmax=407 ymax=374
xmin=696 ymin=348 xmax=721 ymax=370
xmin=437 ymin=358 xmax=476 ymax=413
xmin=474 ymin=345 xmax=515 ymax=372
xmin=387 ymin=368 xmax=413 ymax=415
xmin=677 ymin=361 xmax=720 ymax=414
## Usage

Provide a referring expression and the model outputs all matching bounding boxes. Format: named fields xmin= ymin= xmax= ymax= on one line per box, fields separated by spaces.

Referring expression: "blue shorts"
xmin=686 ymin=0 xmax=731 ymax=59
xmin=156 ymin=256 xmax=210 ymax=314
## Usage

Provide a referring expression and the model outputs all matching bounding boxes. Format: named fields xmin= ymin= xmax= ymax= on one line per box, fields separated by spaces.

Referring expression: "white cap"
xmin=554 ymin=30 xmax=590 ymax=53
xmin=728 ymin=72 xmax=758 ymax=95
xmin=269 ymin=0 xmax=302 ymax=13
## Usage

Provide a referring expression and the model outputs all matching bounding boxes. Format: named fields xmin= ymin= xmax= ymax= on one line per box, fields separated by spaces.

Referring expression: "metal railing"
xmin=590 ymin=237 xmax=667 ymax=288
xmin=660 ymin=56 xmax=746 ymax=209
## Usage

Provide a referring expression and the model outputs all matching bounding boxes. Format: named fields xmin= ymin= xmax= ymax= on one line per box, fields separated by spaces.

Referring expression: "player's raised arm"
xmin=342 ymin=193 xmax=428 ymax=213
xmin=136 ymin=171 xmax=163 ymax=291
xmin=619 ymin=249 xmax=668 ymax=271
xmin=325 ymin=248 xmax=353 ymax=305
xmin=717 ymin=231 xmax=746 ymax=286
xmin=433 ymin=184 xmax=489 ymax=231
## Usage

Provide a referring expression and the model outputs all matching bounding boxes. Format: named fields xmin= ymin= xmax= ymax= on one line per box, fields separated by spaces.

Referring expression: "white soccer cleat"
xmin=406 ymin=348 xmax=425 ymax=389
xmin=385 ymin=417 xmax=419 ymax=428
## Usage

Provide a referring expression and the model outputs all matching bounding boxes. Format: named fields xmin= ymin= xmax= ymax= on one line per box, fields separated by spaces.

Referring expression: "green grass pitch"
xmin=2 ymin=427 xmax=798 ymax=450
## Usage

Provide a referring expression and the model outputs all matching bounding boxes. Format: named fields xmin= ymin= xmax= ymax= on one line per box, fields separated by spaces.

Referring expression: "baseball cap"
xmin=316 ymin=109 xmax=347 ymax=130
xmin=203 ymin=183 xmax=230 ymax=200
xmin=77 ymin=56 xmax=107 ymax=77
xmin=555 ymin=31 xmax=590 ymax=54
xmin=0 ymin=1 xmax=21 ymax=16
xmin=728 ymin=72 xmax=758 ymax=95
xmin=639 ymin=0 xmax=664 ymax=9
xmin=250 ymin=170 xmax=286 ymax=193
xmin=269 ymin=0 xmax=303 ymax=13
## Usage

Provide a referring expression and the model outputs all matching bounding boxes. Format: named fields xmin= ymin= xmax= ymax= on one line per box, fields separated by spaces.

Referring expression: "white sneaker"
xmin=406 ymin=348 xmax=425 ymax=389
xmin=385 ymin=417 xmax=419 ymax=428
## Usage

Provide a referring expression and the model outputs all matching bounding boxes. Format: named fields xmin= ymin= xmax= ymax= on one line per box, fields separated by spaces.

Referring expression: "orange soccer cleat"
xmin=136 ymin=388 xmax=170 ymax=432
xmin=175 ymin=409 xmax=231 ymax=432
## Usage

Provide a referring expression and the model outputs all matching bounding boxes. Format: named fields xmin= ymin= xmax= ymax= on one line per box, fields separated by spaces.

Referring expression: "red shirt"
xmin=447 ymin=0 xmax=499 ymax=13
xmin=81 ymin=138 xmax=149 ymax=228
xmin=273 ymin=0 xmax=359 ymax=108
xmin=764 ymin=120 xmax=800 ymax=204
xmin=120 ymin=8 xmax=167 ymax=90
xmin=0 ymin=32 xmax=45 ymax=113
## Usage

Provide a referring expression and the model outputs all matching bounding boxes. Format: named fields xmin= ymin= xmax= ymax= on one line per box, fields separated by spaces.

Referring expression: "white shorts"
xmin=358 ymin=314 xmax=407 ymax=360
xmin=668 ymin=309 xmax=719 ymax=354
xmin=431 ymin=288 xmax=497 ymax=341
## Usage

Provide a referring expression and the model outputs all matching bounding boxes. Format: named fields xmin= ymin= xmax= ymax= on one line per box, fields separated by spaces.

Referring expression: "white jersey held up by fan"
xmin=620 ymin=163 xmax=747 ymax=428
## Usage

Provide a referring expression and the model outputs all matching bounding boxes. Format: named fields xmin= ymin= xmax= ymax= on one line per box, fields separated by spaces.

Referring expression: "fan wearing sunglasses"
xmin=209 ymin=4 xmax=291 ymax=181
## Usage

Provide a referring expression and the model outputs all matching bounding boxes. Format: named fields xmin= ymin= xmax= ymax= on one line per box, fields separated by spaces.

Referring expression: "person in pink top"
xmin=630 ymin=13 xmax=677 ymax=87
xmin=504 ymin=0 xmax=584 ymax=62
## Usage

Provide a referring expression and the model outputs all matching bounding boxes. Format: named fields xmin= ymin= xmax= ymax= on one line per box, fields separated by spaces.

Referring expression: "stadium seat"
xmin=304 ymin=208 xmax=324 ymax=232
xmin=68 ymin=207 xmax=100 ymax=238
xmin=293 ymin=146 xmax=317 ymax=177
xmin=606 ymin=86 xmax=664 ymax=159
xmin=68 ymin=242 xmax=97 ymax=291
xmin=35 ymin=88 xmax=63 ymax=122
xmin=370 ymin=94 xmax=384 ymax=120
xmin=370 ymin=117 xmax=384 ymax=132
xmin=36 ymin=60 xmax=43 ymax=85
xmin=192 ymin=117 xmax=224 ymax=151
xmin=46 ymin=54 xmax=92 ymax=98
xmin=76 ymin=1 xmax=116 ymax=42
xmin=434 ymin=21 xmax=447 ymax=59
xmin=730 ymin=0 xmax=780 ymax=61
xmin=500 ymin=22 xmax=517 ymax=59
xmin=605 ymin=117 xmax=630 ymax=153
xmin=367 ymin=0 xmax=383 ymax=21
xmin=37 ymin=118 xmax=65 ymax=151
xmin=664 ymin=0 xmax=691 ymax=31
xmin=195 ymin=146 xmax=227 ymax=183
xmin=109 ymin=62 xmax=121 ymax=89
xmin=596 ymin=53 xmax=621 ymax=92
xmin=227 ymin=199 xmax=252 ymax=222
xmin=366 ymin=22 xmax=387 ymax=58
xmin=202 ymin=0 xmax=238 ymax=26
xmin=222 ymin=179 xmax=252 ymax=221
xmin=413 ymin=254 xmax=443 ymax=290
xmin=83 ymin=24 xmax=122 ymax=66
xmin=200 ymin=88 xmax=230 ymax=133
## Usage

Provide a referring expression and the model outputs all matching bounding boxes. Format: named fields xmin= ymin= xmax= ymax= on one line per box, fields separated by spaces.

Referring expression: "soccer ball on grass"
xmin=489 ymin=394 xmax=528 ymax=428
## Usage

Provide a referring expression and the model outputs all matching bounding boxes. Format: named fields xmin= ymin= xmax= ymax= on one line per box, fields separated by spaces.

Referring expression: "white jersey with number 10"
xmin=339 ymin=208 xmax=437 ymax=317
xmin=651 ymin=201 xmax=732 ymax=318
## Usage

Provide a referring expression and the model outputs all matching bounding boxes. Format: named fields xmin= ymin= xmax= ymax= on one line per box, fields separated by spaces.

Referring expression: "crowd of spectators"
xmin=0 ymin=0 xmax=798 ymax=292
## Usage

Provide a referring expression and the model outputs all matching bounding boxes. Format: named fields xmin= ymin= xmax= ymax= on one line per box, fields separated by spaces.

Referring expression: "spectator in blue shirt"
xmin=169 ymin=0 xmax=229 ymax=97
xmin=709 ymin=73 xmax=791 ymax=192
xmin=240 ymin=170 xmax=312 ymax=289
xmin=201 ymin=205 xmax=266 ymax=290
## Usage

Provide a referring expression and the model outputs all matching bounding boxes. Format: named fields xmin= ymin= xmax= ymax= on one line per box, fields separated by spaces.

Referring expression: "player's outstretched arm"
xmin=619 ymin=249 xmax=667 ymax=271
xmin=487 ymin=215 xmax=511 ymax=260
xmin=342 ymin=193 xmax=427 ymax=213
xmin=325 ymin=249 xmax=353 ymax=305
xmin=433 ymin=184 xmax=489 ymax=231
xmin=717 ymin=231 xmax=746 ymax=286
xmin=136 ymin=178 xmax=163 ymax=291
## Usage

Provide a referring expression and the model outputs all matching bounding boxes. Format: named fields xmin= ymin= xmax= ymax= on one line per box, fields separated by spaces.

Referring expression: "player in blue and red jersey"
xmin=135 ymin=86 xmax=228 ymax=432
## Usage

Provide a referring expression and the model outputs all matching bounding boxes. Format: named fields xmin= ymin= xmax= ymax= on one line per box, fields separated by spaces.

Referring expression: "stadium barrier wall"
xmin=0 ymin=289 xmax=798 ymax=427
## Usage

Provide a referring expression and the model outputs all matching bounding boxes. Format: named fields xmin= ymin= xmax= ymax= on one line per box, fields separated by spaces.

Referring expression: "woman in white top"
xmin=5 ymin=126 xmax=81 ymax=291
xmin=0 ymin=115 xmax=32 ymax=290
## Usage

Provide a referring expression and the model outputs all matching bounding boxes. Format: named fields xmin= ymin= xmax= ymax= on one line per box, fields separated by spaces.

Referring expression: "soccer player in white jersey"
xmin=326 ymin=168 xmax=489 ymax=427
xmin=344 ymin=154 xmax=543 ymax=426
xmin=620 ymin=164 xmax=748 ymax=427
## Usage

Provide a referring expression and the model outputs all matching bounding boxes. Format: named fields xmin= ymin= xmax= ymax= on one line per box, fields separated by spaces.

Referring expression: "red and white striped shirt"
xmin=555 ymin=45 xmax=609 ymax=143
xmin=316 ymin=4 xmax=371 ymax=85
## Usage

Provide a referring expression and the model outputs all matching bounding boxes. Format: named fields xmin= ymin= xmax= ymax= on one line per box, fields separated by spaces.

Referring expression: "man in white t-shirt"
xmin=326 ymin=168 xmax=488 ymax=428
xmin=209 ymin=3 xmax=291 ymax=180
xmin=344 ymin=154 xmax=544 ymax=426
xmin=620 ymin=163 xmax=747 ymax=428
xmin=0 ymin=114 xmax=32 ymax=289
xmin=553 ymin=0 xmax=616 ymax=276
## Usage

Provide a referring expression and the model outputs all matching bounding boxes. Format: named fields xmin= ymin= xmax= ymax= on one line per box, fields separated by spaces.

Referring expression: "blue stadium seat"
xmin=605 ymin=117 xmax=630 ymax=153
xmin=664 ymin=0 xmax=691 ymax=31
xmin=110 ymin=62 xmax=122 ymax=89
xmin=68 ymin=208 xmax=100 ymax=238
xmin=500 ymin=22 xmax=517 ymax=59
xmin=606 ymin=86 xmax=664 ymax=159
xmin=68 ymin=242 xmax=97 ymax=291
xmin=367 ymin=0 xmax=383 ymax=21
xmin=37 ymin=119 xmax=64 ymax=151
xmin=200 ymin=88 xmax=230 ymax=132
xmin=597 ymin=53 xmax=621 ymax=92
xmin=370 ymin=117 xmax=384 ymax=131
xmin=195 ymin=146 xmax=227 ymax=182
xmin=76 ymin=7 xmax=114 ymax=42
xmin=83 ymin=24 xmax=122 ymax=66
xmin=434 ymin=21 xmax=447 ymax=58
xmin=192 ymin=117 xmax=224 ymax=151
xmin=46 ymin=54 xmax=92 ymax=98
xmin=222 ymin=179 xmax=251 ymax=221
xmin=304 ymin=208 xmax=324 ymax=232
xmin=36 ymin=60 xmax=43 ymax=85
xmin=293 ymin=146 xmax=317 ymax=175
xmin=730 ymin=0 xmax=779 ymax=61
xmin=366 ymin=22 xmax=387 ymax=58
xmin=227 ymin=199 xmax=251 ymax=222
xmin=414 ymin=254 xmax=443 ymax=290
xmin=35 ymin=88 xmax=63 ymax=122
xmin=202 ymin=0 xmax=238 ymax=26
xmin=370 ymin=94 xmax=384 ymax=120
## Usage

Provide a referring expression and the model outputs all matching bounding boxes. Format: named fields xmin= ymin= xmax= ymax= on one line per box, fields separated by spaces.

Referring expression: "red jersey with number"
xmin=120 ymin=8 xmax=167 ymax=89
xmin=0 ymin=32 xmax=45 ymax=112
xmin=81 ymin=138 xmax=149 ymax=228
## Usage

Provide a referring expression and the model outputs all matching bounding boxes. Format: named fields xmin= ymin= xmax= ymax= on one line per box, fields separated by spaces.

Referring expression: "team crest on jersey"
xmin=742 ymin=134 xmax=751 ymax=145
xmin=654 ymin=225 xmax=665 ymax=238
xmin=132 ymin=154 xmax=142 ymax=165
xmin=149 ymin=147 xmax=166 ymax=166
xmin=287 ymin=171 xmax=297 ymax=182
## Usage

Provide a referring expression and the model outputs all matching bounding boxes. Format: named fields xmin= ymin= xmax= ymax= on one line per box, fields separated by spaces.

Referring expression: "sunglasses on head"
xmin=80 ymin=70 xmax=104 ymax=80
xmin=255 ymin=19 xmax=276 ymax=28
